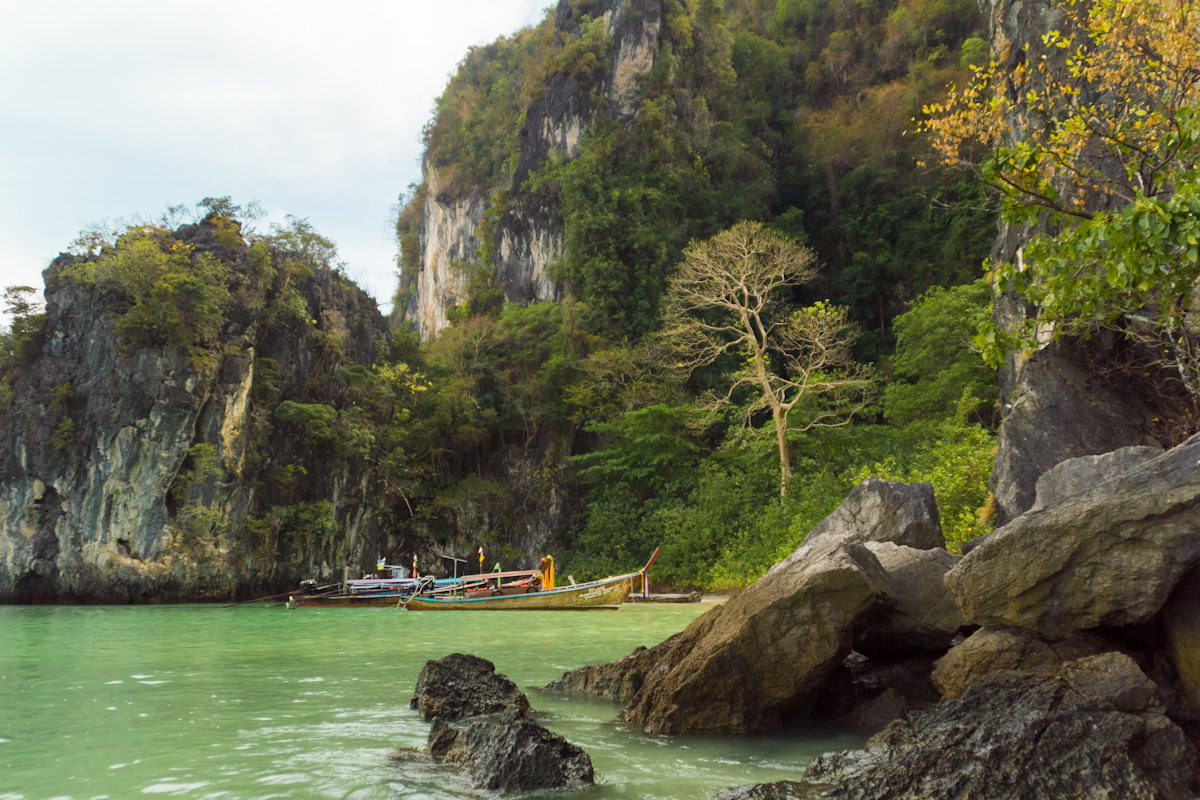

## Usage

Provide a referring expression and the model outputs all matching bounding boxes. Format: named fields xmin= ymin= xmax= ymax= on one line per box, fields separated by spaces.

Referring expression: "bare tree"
xmin=661 ymin=221 xmax=874 ymax=496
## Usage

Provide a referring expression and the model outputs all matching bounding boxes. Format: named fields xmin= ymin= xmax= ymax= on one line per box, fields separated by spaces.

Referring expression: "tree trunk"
xmin=774 ymin=406 xmax=792 ymax=497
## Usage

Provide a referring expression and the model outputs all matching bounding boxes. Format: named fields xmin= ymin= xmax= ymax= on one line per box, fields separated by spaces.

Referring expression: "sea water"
xmin=0 ymin=603 xmax=863 ymax=799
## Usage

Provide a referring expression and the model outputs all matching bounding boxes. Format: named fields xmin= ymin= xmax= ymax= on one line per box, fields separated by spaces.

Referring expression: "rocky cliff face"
xmin=0 ymin=219 xmax=398 ymax=602
xmin=982 ymin=0 xmax=1187 ymax=523
xmin=405 ymin=0 xmax=663 ymax=340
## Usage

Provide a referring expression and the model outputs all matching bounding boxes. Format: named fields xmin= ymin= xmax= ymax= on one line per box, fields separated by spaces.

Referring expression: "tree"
xmin=883 ymin=279 xmax=997 ymax=427
xmin=921 ymin=0 xmax=1200 ymax=392
xmin=661 ymin=221 xmax=874 ymax=495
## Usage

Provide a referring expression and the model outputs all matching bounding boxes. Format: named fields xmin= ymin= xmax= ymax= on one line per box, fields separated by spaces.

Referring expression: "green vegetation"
xmin=924 ymin=0 xmax=1200 ymax=396
xmin=5 ymin=0 xmax=1013 ymax=592
xmin=379 ymin=0 xmax=1005 ymax=584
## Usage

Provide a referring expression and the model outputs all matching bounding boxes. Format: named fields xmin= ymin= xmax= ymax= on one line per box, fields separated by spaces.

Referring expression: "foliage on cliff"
xmin=386 ymin=0 xmax=1003 ymax=585
xmin=398 ymin=0 xmax=994 ymax=343
xmin=924 ymin=0 xmax=1200 ymax=396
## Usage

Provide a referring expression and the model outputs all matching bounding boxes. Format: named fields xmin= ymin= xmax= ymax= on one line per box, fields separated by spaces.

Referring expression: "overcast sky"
xmin=0 ymin=0 xmax=550 ymax=323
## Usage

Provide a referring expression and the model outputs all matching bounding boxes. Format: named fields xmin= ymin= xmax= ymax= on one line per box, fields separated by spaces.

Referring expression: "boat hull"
xmin=403 ymin=574 xmax=635 ymax=610
xmin=287 ymin=593 xmax=408 ymax=608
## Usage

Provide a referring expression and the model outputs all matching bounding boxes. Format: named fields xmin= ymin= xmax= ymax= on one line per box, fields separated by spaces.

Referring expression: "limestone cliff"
xmin=403 ymin=0 xmax=663 ymax=340
xmin=0 ymin=218 xmax=403 ymax=602
xmin=982 ymin=0 xmax=1185 ymax=523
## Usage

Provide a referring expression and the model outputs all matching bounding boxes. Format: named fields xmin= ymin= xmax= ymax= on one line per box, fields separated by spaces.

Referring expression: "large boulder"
xmin=410 ymin=653 xmax=528 ymax=721
xmin=947 ymin=435 xmax=1200 ymax=638
xmin=804 ymin=652 xmax=1199 ymax=800
xmin=1031 ymin=445 xmax=1163 ymax=511
xmin=806 ymin=478 xmax=944 ymax=550
xmin=427 ymin=708 xmax=594 ymax=791
xmin=855 ymin=543 xmax=963 ymax=657
xmin=930 ymin=626 xmax=1112 ymax=699
xmin=549 ymin=534 xmax=893 ymax=734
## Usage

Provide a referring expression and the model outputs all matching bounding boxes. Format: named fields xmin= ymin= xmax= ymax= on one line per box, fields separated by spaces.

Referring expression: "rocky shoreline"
xmin=540 ymin=438 xmax=1200 ymax=798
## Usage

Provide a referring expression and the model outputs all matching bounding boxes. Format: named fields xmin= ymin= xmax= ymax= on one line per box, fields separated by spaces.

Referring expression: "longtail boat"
xmin=288 ymin=549 xmax=661 ymax=611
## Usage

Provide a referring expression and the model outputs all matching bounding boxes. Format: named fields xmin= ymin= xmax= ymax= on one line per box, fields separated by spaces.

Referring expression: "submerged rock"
xmin=428 ymin=708 xmax=593 ymax=791
xmin=804 ymin=652 xmax=1199 ymax=800
xmin=410 ymin=654 xmax=591 ymax=792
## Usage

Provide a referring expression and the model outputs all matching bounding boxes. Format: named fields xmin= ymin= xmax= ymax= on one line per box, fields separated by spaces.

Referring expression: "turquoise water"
xmin=0 ymin=603 xmax=861 ymax=799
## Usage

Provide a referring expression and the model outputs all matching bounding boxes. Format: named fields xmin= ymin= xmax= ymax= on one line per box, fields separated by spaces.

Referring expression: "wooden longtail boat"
xmin=288 ymin=549 xmax=661 ymax=611
xmin=287 ymin=570 xmax=541 ymax=609
xmin=400 ymin=549 xmax=660 ymax=611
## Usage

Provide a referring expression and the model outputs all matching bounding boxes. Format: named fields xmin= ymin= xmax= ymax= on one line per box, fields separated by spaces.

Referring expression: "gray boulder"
xmin=548 ymin=533 xmax=894 ymax=734
xmin=1032 ymin=445 xmax=1163 ymax=511
xmin=990 ymin=339 xmax=1169 ymax=525
xmin=947 ymin=435 xmax=1200 ymax=638
xmin=855 ymin=542 xmax=963 ymax=657
xmin=805 ymin=478 xmax=944 ymax=550
xmin=805 ymin=652 xmax=1199 ymax=800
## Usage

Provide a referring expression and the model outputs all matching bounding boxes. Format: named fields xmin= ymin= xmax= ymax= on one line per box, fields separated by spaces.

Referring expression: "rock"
xmin=805 ymin=652 xmax=1199 ymax=800
xmin=989 ymin=341 xmax=1170 ymax=525
xmin=805 ymin=478 xmax=944 ymax=550
xmin=550 ymin=534 xmax=893 ymax=735
xmin=818 ymin=652 xmax=941 ymax=731
xmin=1032 ymin=445 xmax=1163 ymax=511
xmin=931 ymin=626 xmax=1111 ymax=699
xmin=947 ymin=436 xmax=1200 ymax=638
xmin=428 ymin=708 xmax=594 ymax=791
xmin=410 ymin=653 xmax=529 ymax=722
xmin=855 ymin=543 xmax=963 ymax=657
xmin=1163 ymin=566 xmax=1200 ymax=713
xmin=712 ymin=780 xmax=821 ymax=800
xmin=413 ymin=654 xmax=593 ymax=792
xmin=541 ymin=639 xmax=687 ymax=704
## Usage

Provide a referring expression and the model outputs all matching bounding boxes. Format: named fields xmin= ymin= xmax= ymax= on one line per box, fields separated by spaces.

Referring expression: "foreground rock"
xmin=948 ymin=435 xmax=1200 ymax=638
xmin=802 ymin=652 xmax=1199 ymax=800
xmin=410 ymin=654 xmax=592 ymax=792
xmin=427 ymin=709 xmax=594 ymax=791
xmin=713 ymin=781 xmax=820 ymax=799
xmin=550 ymin=533 xmax=893 ymax=734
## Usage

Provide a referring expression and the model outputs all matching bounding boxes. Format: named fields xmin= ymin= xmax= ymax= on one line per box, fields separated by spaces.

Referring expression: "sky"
xmin=0 ymin=0 xmax=551 ymax=324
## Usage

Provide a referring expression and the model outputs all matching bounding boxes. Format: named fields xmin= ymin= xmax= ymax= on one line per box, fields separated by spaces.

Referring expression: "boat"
xmin=626 ymin=591 xmax=703 ymax=603
xmin=397 ymin=549 xmax=659 ymax=611
xmin=287 ymin=562 xmax=542 ymax=609
xmin=288 ymin=549 xmax=661 ymax=611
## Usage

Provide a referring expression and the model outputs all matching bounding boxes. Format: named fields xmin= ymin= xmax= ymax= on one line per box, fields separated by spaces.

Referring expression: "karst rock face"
xmin=404 ymin=0 xmax=663 ymax=341
xmin=980 ymin=0 xmax=1183 ymax=525
xmin=0 ymin=219 xmax=392 ymax=602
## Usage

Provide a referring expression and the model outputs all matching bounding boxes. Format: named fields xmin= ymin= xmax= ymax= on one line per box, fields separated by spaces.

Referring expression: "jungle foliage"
xmin=387 ymin=0 xmax=1000 ymax=584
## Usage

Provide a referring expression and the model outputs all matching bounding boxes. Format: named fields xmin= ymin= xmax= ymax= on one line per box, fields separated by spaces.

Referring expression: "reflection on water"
xmin=0 ymin=604 xmax=863 ymax=800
